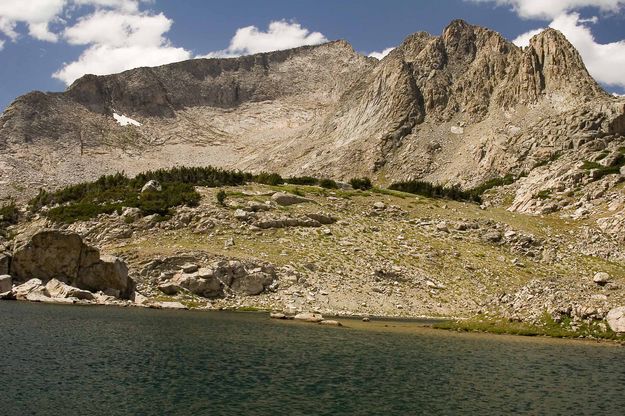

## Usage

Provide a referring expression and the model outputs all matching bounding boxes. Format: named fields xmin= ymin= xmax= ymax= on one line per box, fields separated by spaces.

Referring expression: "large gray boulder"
xmin=230 ymin=272 xmax=274 ymax=295
xmin=10 ymin=230 xmax=134 ymax=299
xmin=271 ymin=192 xmax=311 ymax=206
xmin=172 ymin=271 xmax=223 ymax=298
xmin=607 ymin=307 xmax=625 ymax=333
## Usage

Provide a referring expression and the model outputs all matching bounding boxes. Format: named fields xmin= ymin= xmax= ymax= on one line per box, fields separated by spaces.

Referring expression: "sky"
xmin=0 ymin=0 xmax=624 ymax=111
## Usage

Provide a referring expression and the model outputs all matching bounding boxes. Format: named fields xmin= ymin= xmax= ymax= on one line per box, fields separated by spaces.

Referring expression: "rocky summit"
xmin=1 ymin=20 xmax=625 ymax=338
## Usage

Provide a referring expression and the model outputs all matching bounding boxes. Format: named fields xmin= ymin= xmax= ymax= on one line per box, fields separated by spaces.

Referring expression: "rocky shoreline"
xmin=2 ymin=182 xmax=625 ymax=341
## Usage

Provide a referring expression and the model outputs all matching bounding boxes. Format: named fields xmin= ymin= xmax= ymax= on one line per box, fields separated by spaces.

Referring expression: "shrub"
xmin=0 ymin=200 xmax=19 ymax=225
xmin=349 ymin=177 xmax=373 ymax=190
xmin=389 ymin=180 xmax=480 ymax=203
xmin=319 ymin=178 xmax=338 ymax=189
xmin=216 ymin=189 xmax=227 ymax=206
xmin=286 ymin=176 xmax=319 ymax=186
xmin=254 ymin=172 xmax=283 ymax=186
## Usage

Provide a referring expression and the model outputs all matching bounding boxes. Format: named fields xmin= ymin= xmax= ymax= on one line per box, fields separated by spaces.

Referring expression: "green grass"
xmin=434 ymin=313 xmax=625 ymax=341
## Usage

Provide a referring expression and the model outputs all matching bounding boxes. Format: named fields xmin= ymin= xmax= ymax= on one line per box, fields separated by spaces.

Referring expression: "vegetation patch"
xmin=434 ymin=313 xmax=625 ymax=341
xmin=349 ymin=177 xmax=373 ymax=190
xmin=389 ymin=180 xmax=482 ymax=203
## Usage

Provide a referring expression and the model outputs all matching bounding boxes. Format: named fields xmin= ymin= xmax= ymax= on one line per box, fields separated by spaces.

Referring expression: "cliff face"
xmin=0 ymin=20 xmax=623 ymax=207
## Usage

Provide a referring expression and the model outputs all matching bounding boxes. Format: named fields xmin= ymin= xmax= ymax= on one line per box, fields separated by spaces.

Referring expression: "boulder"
xmin=593 ymin=272 xmax=610 ymax=285
xmin=230 ymin=272 xmax=274 ymax=296
xmin=482 ymin=230 xmax=502 ymax=243
xmin=172 ymin=273 xmax=223 ymax=298
xmin=11 ymin=230 xmax=84 ymax=282
xmin=270 ymin=312 xmax=287 ymax=319
xmin=305 ymin=213 xmax=336 ymax=224
xmin=271 ymin=192 xmax=311 ymax=206
xmin=294 ymin=312 xmax=324 ymax=323
xmin=158 ymin=282 xmax=181 ymax=295
xmin=141 ymin=180 xmax=162 ymax=193
xmin=12 ymin=278 xmax=49 ymax=301
xmin=0 ymin=274 xmax=12 ymax=293
xmin=45 ymin=278 xmax=94 ymax=300
xmin=77 ymin=254 xmax=133 ymax=299
xmin=606 ymin=307 xmax=625 ymax=333
xmin=0 ymin=253 xmax=9 ymax=275
xmin=10 ymin=230 xmax=133 ymax=298
xmin=373 ymin=202 xmax=386 ymax=210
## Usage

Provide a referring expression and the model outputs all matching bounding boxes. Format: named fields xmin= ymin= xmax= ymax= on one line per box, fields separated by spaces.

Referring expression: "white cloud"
xmin=368 ymin=47 xmax=394 ymax=60
xmin=0 ymin=1 xmax=190 ymax=85
xmin=512 ymin=13 xmax=625 ymax=88
xmin=512 ymin=28 xmax=545 ymax=46
xmin=199 ymin=20 xmax=328 ymax=59
xmin=54 ymin=10 xmax=191 ymax=85
xmin=0 ymin=39 xmax=4 ymax=50
xmin=467 ymin=0 xmax=625 ymax=19
xmin=53 ymin=44 xmax=190 ymax=85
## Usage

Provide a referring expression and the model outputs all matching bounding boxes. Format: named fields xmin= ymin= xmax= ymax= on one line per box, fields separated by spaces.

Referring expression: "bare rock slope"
xmin=1 ymin=19 xmax=624 ymax=206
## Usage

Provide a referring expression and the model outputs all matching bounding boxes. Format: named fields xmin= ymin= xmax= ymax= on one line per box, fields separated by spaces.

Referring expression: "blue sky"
xmin=1 ymin=0 xmax=624 ymax=111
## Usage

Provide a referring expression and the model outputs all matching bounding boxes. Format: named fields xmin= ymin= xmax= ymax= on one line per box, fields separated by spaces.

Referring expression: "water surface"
xmin=1 ymin=301 xmax=624 ymax=415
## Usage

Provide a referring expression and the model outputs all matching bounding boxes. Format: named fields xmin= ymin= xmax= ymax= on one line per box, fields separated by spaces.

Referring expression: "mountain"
xmin=1 ymin=20 xmax=624 ymax=220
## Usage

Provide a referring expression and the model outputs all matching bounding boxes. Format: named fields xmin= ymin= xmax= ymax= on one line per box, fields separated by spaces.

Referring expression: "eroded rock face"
xmin=45 ymin=279 xmax=95 ymax=300
xmin=0 ymin=275 xmax=11 ymax=293
xmin=10 ymin=230 xmax=134 ymax=299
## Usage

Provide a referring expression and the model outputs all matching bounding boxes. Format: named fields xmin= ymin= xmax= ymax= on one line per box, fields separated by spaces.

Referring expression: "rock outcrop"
xmin=10 ymin=230 xmax=133 ymax=299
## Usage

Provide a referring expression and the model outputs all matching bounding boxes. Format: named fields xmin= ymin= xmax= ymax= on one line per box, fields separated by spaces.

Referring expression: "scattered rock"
xmin=373 ymin=202 xmax=386 ymax=210
xmin=154 ymin=301 xmax=188 ymax=310
xmin=270 ymin=312 xmax=287 ymax=319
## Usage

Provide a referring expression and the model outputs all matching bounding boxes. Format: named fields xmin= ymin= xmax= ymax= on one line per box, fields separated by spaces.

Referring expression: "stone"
xmin=593 ymin=272 xmax=610 ymax=285
xmin=0 ymin=274 xmax=11 ymax=293
xmin=45 ymin=279 xmax=94 ymax=300
xmin=158 ymin=282 xmax=181 ymax=295
xmin=141 ymin=180 xmax=162 ymax=193
xmin=373 ymin=202 xmax=386 ymax=210
xmin=294 ymin=312 xmax=324 ymax=323
xmin=181 ymin=263 xmax=199 ymax=273
xmin=234 ymin=209 xmax=251 ymax=221
xmin=78 ymin=254 xmax=132 ymax=299
xmin=0 ymin=253 xmax=9 ymax=275
xmin=320 ymin=320 xmax=342 ymax=326
xmin=12 ymin=278 xmax=49 ymax=301
xmin=271 ymin=192 xmax=310 ymax=206
xmin=436 ymin=222 xmax=449 ymax=232
xmin=305 ymin=213 xmax=336 ymax=224
xmin=270 ymin=312 xmax=287 ymax=319
xmin=172 ymin=273 xmax=223 ymax=298
xmin=482 ymin=230 xmax=502 ymax=243
xmin=606 ymin=307 xmax=625 ymax=333
xmin=224 ymin=238 xmax=235 ymax=248
xmin=155 ymin=301 xmax=188 ymax=310
xmin=230 ymin=272 xmax=274 ymax=296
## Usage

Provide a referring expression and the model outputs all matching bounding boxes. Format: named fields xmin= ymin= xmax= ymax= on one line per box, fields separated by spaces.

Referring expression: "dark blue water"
xmin=1 ymin=301 xmax=624 ymax=415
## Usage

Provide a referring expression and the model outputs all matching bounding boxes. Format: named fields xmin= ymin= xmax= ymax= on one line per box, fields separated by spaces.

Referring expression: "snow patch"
xmin=113 ymin=112 xmax=142 ymax=127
